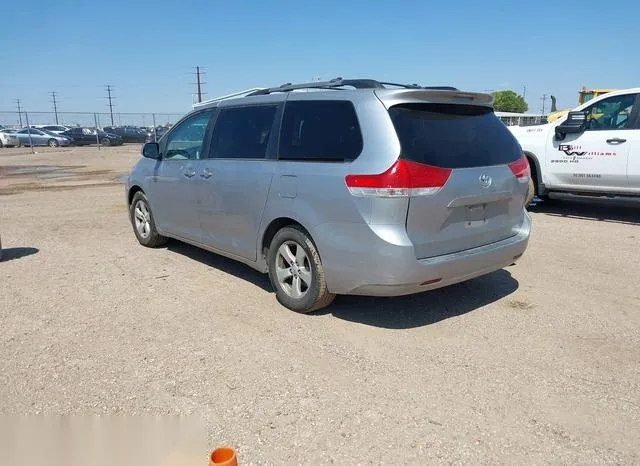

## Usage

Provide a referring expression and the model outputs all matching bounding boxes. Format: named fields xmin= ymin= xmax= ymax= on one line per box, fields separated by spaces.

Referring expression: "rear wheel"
xmin=267 ymin=226 xmax=335 ymax=313
xmin=48 ymin=138 xmax=59 ymax=147
xmin=129 ymin=191 xmax=167 ymax=247
xmin=101 ymin=138 xmax=111 ymax=146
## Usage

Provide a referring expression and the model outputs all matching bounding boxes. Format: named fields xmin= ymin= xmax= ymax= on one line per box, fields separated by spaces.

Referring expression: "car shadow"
xmin=0 ymin=247 xmax=39 ymax=262
xmin=316 ymin=269 xmax=519 ymax=329
xmin=167 ymin=241 xmax=519 ymax=328
xmin=166 ymin=241 xmax=272 ymax=292
xmin=529 ymin=198 xmax=640 ymax=226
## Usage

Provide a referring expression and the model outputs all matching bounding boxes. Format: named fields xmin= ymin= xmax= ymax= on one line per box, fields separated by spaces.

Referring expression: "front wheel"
xmin=48 ymin=138 xmax=59 ymax=147
xmin=129 ymin=191 xmax=167 ymax=247
xmin=267 ymin=226 xmax=335 ymax=313
xmin=525 ymin=177 xmax=535 ymax=206
xmin=101 ymin=138 xmax=111 ymax=146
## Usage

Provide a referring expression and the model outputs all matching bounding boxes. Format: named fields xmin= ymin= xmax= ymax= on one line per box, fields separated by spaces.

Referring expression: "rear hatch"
xmin=387 ymin=101 xmax=528 ymax=259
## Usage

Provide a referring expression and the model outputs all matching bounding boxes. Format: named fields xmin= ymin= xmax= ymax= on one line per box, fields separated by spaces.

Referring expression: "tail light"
xmin=508 ymin=154 xmax=530 ymax=183
xmin=345 ymin=160 xmax=451 ymax=197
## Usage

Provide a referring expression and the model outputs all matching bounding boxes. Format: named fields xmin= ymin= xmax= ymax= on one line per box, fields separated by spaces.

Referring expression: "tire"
xmin=48 ymin=138 xmax=59 ymax=147
xmin=267 ymin=226 xmax=335 ymax=313
xmin=525 ymin=177 xmax=535 ymax=206
xmin=129 ymin=191 xmax=167 ymax=248
xmin=101 ymin=138 xmax=111 ymax=146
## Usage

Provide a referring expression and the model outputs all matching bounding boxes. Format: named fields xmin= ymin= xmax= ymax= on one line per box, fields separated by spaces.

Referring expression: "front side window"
xmin=164 ymin=111 xmax=213 ymax=160
xmin=210 ymin=105 xmax=278 ymax=159
xmin=584 ymin=94 xmax=637 ymax=131
xmin=278 ymin=100 xmax=363 ymax=162
xmin=20 ymin=128 xmax=42 ymax=135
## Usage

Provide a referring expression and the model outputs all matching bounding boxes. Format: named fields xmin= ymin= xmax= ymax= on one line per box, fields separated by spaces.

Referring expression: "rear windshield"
xmin=388 ymin=103 xmax=521 ymax=168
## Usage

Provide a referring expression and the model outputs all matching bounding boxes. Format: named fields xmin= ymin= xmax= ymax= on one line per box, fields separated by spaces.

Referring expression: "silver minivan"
xmin=126 ymin=78 xmax=531 ymax=312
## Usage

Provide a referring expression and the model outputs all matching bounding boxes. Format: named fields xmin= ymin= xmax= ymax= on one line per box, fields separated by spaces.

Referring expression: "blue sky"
xmin=1 ymin=0 xmax=638 ymax=116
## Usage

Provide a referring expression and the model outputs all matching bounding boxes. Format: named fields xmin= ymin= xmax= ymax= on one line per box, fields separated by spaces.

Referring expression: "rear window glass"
xmin=389 ymin=103 xmax=521 ymax=168
xmin=278 ymin=100 xmax=363 ymax=162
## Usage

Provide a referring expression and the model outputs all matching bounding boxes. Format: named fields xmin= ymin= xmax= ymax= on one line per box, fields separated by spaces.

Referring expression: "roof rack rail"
xmin=379 ymin=81 xmax=423 ymax=89
xmin=192 ymin=88 xmax=266 ymax=107
xmin=247 ymin=77 xmax=384 ymax=96
xmin=247 ymin=78 xmax=460 ymax=96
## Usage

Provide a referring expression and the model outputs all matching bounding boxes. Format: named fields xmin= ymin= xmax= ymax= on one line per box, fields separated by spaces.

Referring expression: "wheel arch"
xmin=260 ymin=217 xmax=314 ymax=257
xmin=127 ymin=185 xmax=144 ymax=205
xmin=524 ymin=150 xmax=545 ymax=195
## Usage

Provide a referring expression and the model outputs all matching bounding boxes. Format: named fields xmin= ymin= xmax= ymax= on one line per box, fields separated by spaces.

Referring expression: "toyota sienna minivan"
xmin=126 ymin=78 xmax=531 ymax=313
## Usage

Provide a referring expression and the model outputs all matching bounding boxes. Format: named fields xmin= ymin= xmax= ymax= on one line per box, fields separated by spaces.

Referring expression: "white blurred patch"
xmin=0 ymin=415 xmax=208 ymax=466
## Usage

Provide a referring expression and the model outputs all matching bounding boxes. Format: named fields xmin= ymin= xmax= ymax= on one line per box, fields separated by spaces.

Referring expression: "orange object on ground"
xmin=209 ymin=447 xmax=237 ymax=466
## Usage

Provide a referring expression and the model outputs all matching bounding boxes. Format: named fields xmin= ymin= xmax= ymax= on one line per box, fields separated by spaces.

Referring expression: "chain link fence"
xmin=0 ymin=111 xmax=184 ymax=129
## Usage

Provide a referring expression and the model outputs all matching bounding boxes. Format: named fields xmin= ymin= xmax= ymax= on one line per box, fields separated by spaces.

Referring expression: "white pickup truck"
xmin=509 ymin=88 xmax=640 ymax=202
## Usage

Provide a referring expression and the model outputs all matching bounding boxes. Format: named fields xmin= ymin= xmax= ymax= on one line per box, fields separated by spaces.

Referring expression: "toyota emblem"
xmin=479 ymin=174 xmax=492 ymax=188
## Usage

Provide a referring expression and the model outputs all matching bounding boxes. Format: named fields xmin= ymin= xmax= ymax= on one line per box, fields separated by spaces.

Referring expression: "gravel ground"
xmin=1 ymin=147 xmax=639 ymax=465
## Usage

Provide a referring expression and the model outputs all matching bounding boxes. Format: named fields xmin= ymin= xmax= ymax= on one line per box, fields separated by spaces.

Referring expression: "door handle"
xmin=199 ymin=168 xmax=213 ymax=179
xmin=183 ymin=168 xmax=196 ymax=178
xmin=606 ymin=138 xmax=626 ymax=144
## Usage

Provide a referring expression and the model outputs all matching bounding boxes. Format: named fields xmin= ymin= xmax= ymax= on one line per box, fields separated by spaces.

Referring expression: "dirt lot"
xmin=1 ymin=146 xmax=639 ymax=465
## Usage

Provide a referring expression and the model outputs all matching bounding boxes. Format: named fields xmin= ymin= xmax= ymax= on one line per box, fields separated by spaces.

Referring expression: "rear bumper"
xmin=317 ymin=212 xmax=531 ymax=296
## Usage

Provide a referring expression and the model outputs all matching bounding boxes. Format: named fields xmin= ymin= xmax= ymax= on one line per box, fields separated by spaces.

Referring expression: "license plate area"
xmin=465 ymin=204 xmax=487 ymax=227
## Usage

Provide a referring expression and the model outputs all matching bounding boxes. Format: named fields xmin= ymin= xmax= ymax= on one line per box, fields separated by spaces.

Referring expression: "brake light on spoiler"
xmin=345 ymin=160 xmax=451 ymax=198
xmin=508 ymin=155 xmax=531 ymax=183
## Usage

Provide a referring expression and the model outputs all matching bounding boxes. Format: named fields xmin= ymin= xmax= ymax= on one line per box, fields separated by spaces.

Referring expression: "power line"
xmin=50 ymin=92 xmax=59 ymax=124
xmin=105 ymin=85 xmax=115 ymax=126
xmin=15 ymin=99 xmax=23 ymax=126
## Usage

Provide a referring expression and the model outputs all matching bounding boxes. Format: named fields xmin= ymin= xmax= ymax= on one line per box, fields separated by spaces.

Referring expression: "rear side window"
xmin=211 ymin=105 xmax=278 ymax=159
xmin=278 ymin=100 xmax=363 ymax=162
xmin=389 ymin=103 xmax=521 ymax=168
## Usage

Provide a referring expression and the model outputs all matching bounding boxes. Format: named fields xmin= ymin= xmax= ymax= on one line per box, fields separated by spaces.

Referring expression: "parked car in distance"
xmin=15 ymin=128 xmax=72 ymax=147
xmin=145 ymin=126 xmax=170 ymax=142
xmin=103 ymin=126 xmax=149 ymax=143
xmin=39 ymin=125 xmax=71 ymax=134
xmin=126 ymin=78 xmax=532 ymax=313
xmin=0 ymin=128 xmax=21 ymax=147
xmin=60 ymin=127 xmax=123 ymax=146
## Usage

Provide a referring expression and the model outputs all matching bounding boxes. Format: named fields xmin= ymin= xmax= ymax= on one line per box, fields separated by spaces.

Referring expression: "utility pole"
xmin=105 ymin=85 xmax=115 ymax=126
xmin=522 ymin=85 xmax=526 ymax=100
xmin=196 ymin=66 xmax=203 ymax=103
xmin=50 ymin=92 xmax=59 ymax=124
xmin=16 ymin=99 xmax=23 ymax=126
xmin=540 ymin=94 xmax=548 ymax=114
xmin=192 ymin=66 xmax=207 ymax=103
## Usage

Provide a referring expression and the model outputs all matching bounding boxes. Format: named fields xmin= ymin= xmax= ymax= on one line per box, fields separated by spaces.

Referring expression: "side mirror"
xmin=142 ymin=142 xmax=160 ymax=159
xmin=555 ymin=111 xmax=587 ymax=140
